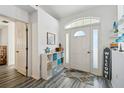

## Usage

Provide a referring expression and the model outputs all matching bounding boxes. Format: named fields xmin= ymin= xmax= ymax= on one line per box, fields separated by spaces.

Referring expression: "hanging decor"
xmin=110 ymin=21 xmax=119 ymax=50
xmin=47 ymin=32 xmax=56 ymax=45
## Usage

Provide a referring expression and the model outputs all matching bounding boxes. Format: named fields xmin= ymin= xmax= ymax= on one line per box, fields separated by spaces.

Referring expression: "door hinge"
xmin=26 ymin=28 xmax=28 ymax=32
xmin=26 ymin=48 xmax=28 ymax=50
xmin=26 ymin=66 xmax=28 ymax=69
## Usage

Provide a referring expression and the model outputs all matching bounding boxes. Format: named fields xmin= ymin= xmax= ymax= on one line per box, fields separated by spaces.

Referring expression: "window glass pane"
xmin=74 ymin=31 xmax=86 ymax=37
xmin=65 ymin=17 xmax=100 ymax=29
xmin=93 ymin=29 xmax=98 ymax=69
xmin=66 ymin=33 xmax=69 ymax=63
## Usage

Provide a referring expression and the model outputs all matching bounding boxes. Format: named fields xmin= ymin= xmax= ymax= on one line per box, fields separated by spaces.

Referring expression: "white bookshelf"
xmin=41 ymin=51 xmax=64 ymax=80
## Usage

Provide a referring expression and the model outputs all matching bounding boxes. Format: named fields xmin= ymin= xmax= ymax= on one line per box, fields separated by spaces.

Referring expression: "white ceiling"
xmin=40 ymin=5 xmax=97 ymax=19
xmin=16 ymin=5 xmax=36 ymax=13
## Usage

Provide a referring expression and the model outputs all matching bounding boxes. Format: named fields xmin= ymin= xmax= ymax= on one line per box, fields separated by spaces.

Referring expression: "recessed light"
xmin=2 ymin=20 xmax=9 ymax=23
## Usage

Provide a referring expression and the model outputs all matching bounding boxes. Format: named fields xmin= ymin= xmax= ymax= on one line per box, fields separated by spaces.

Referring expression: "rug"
xmin=63 ymin=69 xmax=94 ymax=86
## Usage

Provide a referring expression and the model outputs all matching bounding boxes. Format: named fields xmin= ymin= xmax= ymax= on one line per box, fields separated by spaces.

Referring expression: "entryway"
xmin=65 ymin=17 xmax=100 ymax=76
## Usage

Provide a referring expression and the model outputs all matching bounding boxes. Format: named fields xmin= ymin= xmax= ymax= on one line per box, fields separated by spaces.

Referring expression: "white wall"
xmin=30 ymin=11 xmax=39 ymax=79
xmin=31 ymin=7 xmax=59 ymax=79
xmin=38 ymin=8 xmax=59 ymax=54
xmin=0 ymin=21 xmax=15 ymax=66
xmin=0 ymin=5 xmax=29 ymax=23
xmin=0 ymin=27 xmax=8 ymax=45
xmin=59 ymin=6 xmax=117 ymax=76
xmin=111 ymin=5 xmax=124 ymax=88
xmin=112 ymin=51 xmax=124 ymax=88
xmin=7 ymin=21 xmax=15 ymax=66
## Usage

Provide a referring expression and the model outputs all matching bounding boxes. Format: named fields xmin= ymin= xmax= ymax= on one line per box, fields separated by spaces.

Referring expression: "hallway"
xmin=0 ymin=66 xmax=112 ymax=88
xmin=0 ymin=65 xmax=35 ymax=88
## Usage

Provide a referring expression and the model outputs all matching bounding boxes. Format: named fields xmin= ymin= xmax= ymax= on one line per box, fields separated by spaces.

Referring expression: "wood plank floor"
xmin=0 ymin=65 xmax=112 ymax=88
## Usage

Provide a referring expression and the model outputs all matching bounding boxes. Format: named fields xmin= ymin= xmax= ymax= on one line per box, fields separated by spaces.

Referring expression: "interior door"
xmin=15 ymin=21 xmax=27 ymax=76
xmin=70 ymin=27 xmax=91 ymax=72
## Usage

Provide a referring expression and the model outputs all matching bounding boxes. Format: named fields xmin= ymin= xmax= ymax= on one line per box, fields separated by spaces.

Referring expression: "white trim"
xmin=65 ymin=17 xmax=100 ymax=30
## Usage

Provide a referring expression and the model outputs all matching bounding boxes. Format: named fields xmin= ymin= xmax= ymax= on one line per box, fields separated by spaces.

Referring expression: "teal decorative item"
xmin=45 ymin=47 xmax=51 ymax=53
xmin=57 ymin=59 xmax=62 ymax=65
xmin=53 ymin=53 xmax=57 ymax=61
xmin=116 ymin=34 xmax=124 ymax=43
xmin=115 ymin=33 xmax=124 ymax=52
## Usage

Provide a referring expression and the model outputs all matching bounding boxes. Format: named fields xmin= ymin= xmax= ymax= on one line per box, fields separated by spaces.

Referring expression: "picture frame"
xmin=47 ymin=32 xmax=56 ymax=45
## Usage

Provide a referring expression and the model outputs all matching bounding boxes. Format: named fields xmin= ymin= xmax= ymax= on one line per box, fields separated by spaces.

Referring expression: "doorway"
xmin=69 ymin=26 xmax=91 ymax=72
xmin=65 ymin=24 xmax=100 ymax=75
xmin=0 ymin=16 xmax=15 ymax=67
xmin=0 ymin=16 xmax=28 ymax=77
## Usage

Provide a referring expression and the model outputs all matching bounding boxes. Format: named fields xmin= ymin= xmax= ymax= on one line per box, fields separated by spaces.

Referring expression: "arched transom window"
xmin=74 ymin=31 xmax=86 ymax=37
xmin=65 ymin=17 xmax=100 ymax=29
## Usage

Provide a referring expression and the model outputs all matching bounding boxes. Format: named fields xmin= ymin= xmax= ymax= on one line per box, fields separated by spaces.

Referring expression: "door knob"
xmin=16 ymin=51 xmax=19 ymax=53
xmin=87 ymin=51 xmax=91 ymax=54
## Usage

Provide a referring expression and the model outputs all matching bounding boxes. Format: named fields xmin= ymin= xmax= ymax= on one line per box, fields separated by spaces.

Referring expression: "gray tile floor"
xmin=0 ymin=65 xmax=112 ymax=88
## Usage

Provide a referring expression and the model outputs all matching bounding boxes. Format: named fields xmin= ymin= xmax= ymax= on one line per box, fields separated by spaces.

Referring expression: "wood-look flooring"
xmin=0 ymin=65 xmax=112 ymax=88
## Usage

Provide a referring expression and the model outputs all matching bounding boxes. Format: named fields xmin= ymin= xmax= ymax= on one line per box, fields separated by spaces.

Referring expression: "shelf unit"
xmin=115 ymin=6 xmax=124 ymax=50
xmin=41 ymin=51 xmax=64 ymax=80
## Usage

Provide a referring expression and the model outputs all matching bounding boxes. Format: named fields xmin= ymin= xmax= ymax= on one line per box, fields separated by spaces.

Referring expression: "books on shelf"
xmin=53 ymin=53 xmax=57 ymax=61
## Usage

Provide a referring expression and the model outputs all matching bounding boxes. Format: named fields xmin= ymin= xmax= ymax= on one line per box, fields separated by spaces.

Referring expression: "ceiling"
xmin=16 ymin=5 xmax=98 ymax=19
xmin=16 ymin=5 xmax=36 ymax=13
xmin=40 ymin=5 xmax=97 ymax=19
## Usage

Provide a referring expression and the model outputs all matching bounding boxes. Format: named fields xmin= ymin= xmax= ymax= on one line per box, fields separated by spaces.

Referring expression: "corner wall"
xmin=8 ymin=21 xmax=15 ymax=66
xmin=31 ymin=7 xmax=59 ymax=79
xmin=38 ymin=8 xmax=59 ymax=54
xmin=0 ymin=27 xmax=8 ymax=45
xmin=30 ymin=10 xmax=39 ymax=79
xmin=0 ymin=21 xmax=15 ymax=66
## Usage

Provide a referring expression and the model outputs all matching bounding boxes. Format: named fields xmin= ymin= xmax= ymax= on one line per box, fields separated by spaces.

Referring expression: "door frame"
xmin=0 ymin=15 xmax=31 ymax=77
xmin=70 ymin=27 xmax=91 ymax=72
xmin=26 ymin=24 xmax=28 ymax=76
xmin=65 ymin=23 xmax=100 ymax=75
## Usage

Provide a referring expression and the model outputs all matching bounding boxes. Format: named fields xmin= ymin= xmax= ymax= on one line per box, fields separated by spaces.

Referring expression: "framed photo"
xmin=47 ymin=32 xmax=56 ymax=45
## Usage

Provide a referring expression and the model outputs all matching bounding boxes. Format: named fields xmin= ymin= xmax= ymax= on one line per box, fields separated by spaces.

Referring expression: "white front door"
xmin=69 ymin=27 xmax=91 ymax=72
xmin=15 ymin=21 xmax=27 ymax=76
